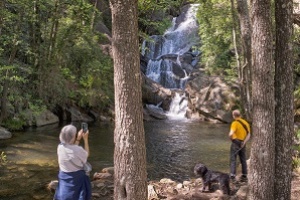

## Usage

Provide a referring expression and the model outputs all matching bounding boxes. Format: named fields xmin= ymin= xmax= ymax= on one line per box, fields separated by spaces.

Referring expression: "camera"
xmin=81 ymin=122 xmax=88 ymax=133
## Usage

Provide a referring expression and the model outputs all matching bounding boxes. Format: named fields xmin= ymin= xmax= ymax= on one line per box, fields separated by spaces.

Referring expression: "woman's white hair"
xmin=59 ymin=124 xmax=77 ymax=144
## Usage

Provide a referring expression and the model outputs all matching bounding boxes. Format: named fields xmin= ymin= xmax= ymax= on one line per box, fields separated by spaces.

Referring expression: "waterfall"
xmin=142 ymin=4 xmax=200 ymax=119
xmin=166 ymin=93 xmax=188 ymax=119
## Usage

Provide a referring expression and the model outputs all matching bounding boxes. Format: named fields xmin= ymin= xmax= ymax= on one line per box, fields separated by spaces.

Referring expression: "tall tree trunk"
xmin=274 ymin=0 xmax=294 ymax=199
xmin=47 ymin=0 xmax=59 ymax=61
xmin=236 ymin=0 xmax=252 ymax=120
xmin=230 ymin=0 xmax=241 ymax=80
xmin=249 ymin=0 xmax=275 ymax=199
xmin=31 ymin=0 xmax=41 ymax=67
xmin=0 ymin=0 xmax=3 ymax=36
xmin=90 ymin=0 xmax=98 ymax=30
xmin=110 ymin=0 xmax=147 ymax=199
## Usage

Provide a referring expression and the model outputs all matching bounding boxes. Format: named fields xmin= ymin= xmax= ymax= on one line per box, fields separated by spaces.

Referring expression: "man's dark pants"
xmin=230 ymin=139 xmax=247 ymax=178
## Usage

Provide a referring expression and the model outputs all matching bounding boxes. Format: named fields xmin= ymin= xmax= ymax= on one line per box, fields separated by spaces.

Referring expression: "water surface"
xmin=0 ymin=120 xmax=238 ymax=199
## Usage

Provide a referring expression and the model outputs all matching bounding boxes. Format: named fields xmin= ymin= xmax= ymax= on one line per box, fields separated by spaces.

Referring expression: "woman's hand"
xmin=76 ymin=129 xmax=83 ymax=141
xmin=82 ymin=129 xmax=89 ymax=141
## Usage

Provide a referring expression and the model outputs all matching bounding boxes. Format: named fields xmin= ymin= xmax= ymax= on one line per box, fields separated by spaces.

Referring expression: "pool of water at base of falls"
xmin=0 ymin=119 xmax=246 ymax=200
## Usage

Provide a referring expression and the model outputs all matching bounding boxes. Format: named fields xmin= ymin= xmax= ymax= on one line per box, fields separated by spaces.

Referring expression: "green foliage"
xmin=0 ymin=0 xmax=114 ymax=125
xmin=1 ymin=117 xmax=26 ymax=131
xmin=196 ymin=0 xmax=234 ymax=75
xmin=293 ymin=27 xmax=300 ymax=101
xmin=293 ymin=129 xmax=300 ymax=169
xmin=138 ymin=0 xmax=185 ymax=36
xmin=0 ymin=152 xmax=7 ymax=165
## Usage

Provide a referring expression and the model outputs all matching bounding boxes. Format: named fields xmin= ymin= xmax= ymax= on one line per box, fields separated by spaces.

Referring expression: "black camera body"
xmin=81 ymin=122 xmax=88 ymax=133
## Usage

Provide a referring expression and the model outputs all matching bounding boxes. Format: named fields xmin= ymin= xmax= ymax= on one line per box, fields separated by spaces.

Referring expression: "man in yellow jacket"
xmin=228 ymin=109 xmax=251 ymax=182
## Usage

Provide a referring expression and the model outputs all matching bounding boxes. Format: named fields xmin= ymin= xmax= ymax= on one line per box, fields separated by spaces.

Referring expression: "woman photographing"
xmin=54 ymin=124 xmax=91 ymax=200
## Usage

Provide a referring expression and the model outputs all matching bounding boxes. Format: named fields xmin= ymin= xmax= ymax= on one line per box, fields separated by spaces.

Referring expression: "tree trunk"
xmin=90 ymin=0 xmax=98 ymax=30
xmin=249 ymin=0 xmax=275 ymax=199
xmin=110 ymin=0 xmax=147 ymax=199
xmin=236 ymin=0 xmax=252 ymax=120
xmin=230 ymin=0 xmax=241 ymax=79
xmin=47 ymin=0 xmax=59 ymax=61
xmin=0 ymin=0 xmax=3 ymax=36
xmin=274 ymin=0 xmax=294 ymax=199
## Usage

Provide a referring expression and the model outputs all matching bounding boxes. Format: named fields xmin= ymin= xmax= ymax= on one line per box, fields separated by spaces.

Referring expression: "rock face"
xmin=22 ymin=109 xmax=59 ymax=127
xmin=142 ymin=74 xmax=173 ymax=110
xmin=141 ymin=69 xmax=240 ymax=122
xmin=35 ymin=110 xmax=59 ymax=126
xmin=185 ymin=72 xmax=240 ymax=123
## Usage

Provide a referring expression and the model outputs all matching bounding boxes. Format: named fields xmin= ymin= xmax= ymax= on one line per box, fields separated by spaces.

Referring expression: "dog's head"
xmin=194 ymin=163 xmax=208 ymax=177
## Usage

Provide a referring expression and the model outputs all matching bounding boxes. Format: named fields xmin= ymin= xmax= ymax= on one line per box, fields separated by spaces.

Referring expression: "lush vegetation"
xmin=0 ymin=0 xmax=187 ymax=130
xmin=196 ymin=0 xmax=234 ymax=75
xmin=0 ymin=0 xmax=113 ymax=130
xmin=138 ymin=0 xmax=185 ymax=36
xmin=0 ymin=151 xmax=7 ymax=165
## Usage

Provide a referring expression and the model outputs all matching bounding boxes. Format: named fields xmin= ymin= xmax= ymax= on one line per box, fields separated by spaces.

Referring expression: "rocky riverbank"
xmin=48 ymin=167 xmax=300 ymax=200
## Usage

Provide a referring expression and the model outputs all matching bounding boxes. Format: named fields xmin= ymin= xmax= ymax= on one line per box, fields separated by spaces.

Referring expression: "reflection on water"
xmin=0 ymin=120 xmax=237 ymax=199
xmin=145 ymin=119 xmax=231 ymax=181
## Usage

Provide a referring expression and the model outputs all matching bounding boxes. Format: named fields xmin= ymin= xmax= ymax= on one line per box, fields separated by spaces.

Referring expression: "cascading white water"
xmin=166 ymin=92 xmax=188 ymax=119
xmin=142 ymin=4 xmax=200 ymax=119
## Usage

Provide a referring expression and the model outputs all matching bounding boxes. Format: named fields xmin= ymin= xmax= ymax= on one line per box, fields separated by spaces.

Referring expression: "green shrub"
xmin=1 ymin=117 xmax=26 ymax=131
xmin=0 ymin=151 xmax=7 ymax=165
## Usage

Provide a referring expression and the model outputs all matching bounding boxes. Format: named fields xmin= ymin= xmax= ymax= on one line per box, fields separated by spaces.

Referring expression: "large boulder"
xmin=144 ymin=104 xmax=167 ymax=120
xmin=141 ymin=73 xmax=173 ymax=111
xmin=36 ymin=110 xmax=59 ymax=127
xmin=65 ymin=106 xmax=94 ymax=122
xmin=22 ymin=109 xmax=59 ymax=127
xmin=185 ymin=72 xmax=240 ymax=123
xmin=0 ymin=127 xmax=12 ymax=139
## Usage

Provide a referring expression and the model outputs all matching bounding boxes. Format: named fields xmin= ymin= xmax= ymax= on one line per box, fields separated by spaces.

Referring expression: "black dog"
xmin=194 ymin=163 xmax=230 ymax=195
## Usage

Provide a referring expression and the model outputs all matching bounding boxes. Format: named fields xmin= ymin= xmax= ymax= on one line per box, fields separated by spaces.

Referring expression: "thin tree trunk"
xmin=90 ymin=0 xmax=98 ymax=30
xmin=47 ymin=0 xmax=59 ymax=61
xmin=249 ymin=0 xmax=275 ymax=199
xmin=231 ymin=0 xmax=249 ymax=121
xmin=110 ymin=0 xmax=147 ymax=199
xmin=0 ymin=0 xmax=3 ymax=36
xmin=230 ymin=0 xmax=241 ymax=78
xmin=236 ymin=0 xmax=252 ymax=120
xmin=31 ymin=0 xmax=42 ymax=68
xmin=274 ymin=0 xmax=294 ymax=199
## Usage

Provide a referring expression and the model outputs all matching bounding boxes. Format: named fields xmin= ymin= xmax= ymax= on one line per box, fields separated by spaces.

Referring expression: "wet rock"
xmin=145 ymin=104 xmax=167 ymax=120
xmin=148 ymin=184 xmax=158 ymax=199
xmin=176 ymin=183 xmax=183 ymax=189
xmin=91 ymin=192 xmax=101 ymax=198
xmin=235 ymin=185 xmax=248 ymax=199
xmin=0 ymin=127 xmax=12 ymax=139
xmin=47 ymin=180 xmax=58 ymax=192
xmin=160 ymin=178 xmax=176 ymax=184
xmin=185 ymin=74 xmax=239 ymax=123
xmin=93 ymin=172 xmax=112 ymax=180
xmin=36 ymin=110 xmax=59 ymax=127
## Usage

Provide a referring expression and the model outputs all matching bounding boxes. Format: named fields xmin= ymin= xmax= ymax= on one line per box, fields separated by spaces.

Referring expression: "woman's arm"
xmin=82 ymin=130 xmax=90 ymax=157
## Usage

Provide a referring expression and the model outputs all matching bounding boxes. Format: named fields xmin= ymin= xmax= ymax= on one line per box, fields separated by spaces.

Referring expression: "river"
xmin=0 ymin=119 xmax=236 ymax=200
